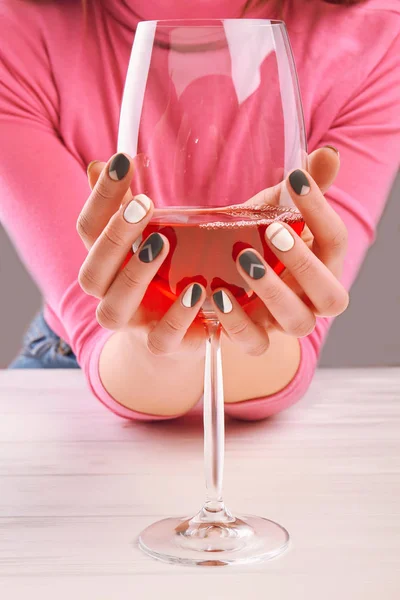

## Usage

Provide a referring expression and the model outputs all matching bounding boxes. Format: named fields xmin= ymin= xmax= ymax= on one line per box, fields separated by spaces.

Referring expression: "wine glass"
xmin=118 ymin=19 xmax=307 ymax=566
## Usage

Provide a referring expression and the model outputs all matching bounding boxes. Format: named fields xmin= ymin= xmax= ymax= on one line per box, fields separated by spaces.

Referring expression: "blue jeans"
xmin=8 ymin=312 xmax=80 ymax=369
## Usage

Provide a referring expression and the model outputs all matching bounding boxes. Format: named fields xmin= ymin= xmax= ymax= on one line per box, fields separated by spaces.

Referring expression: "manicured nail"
xmin=109 ymin=153 xmax=130 ymax=181
xmin=213 ymin=290 xmax=233 ymax=314
xmin=239 ymin=251 xmax=266 ymax=280
xmin=266 ymin=223 xmax=295 ymax=252
xmin=324 ymin=144 xmax=340 ymax=158
xmin=138 ymin=233 xmax=164 ymax=263
xmin=87 ymin=160 xmax=99 ymax=176
xmin=181 ymin=283 xmax=203 ymax=308
xmin=123 ymin=194 xmax=151 ymax=224
xmin=289 ymin=170 xmax=311 ymax=196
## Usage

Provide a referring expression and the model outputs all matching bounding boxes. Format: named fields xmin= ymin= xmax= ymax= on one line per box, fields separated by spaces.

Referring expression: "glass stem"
xmin=203 ymin=318 xmax=225 ymax=514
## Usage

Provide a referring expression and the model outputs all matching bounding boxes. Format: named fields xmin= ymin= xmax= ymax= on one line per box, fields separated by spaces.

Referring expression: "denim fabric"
xmin=8 ymin=312 xmax=79 ymax=369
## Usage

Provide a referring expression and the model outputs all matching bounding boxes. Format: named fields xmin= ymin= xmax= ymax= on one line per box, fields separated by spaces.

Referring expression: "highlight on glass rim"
xmin=0 ymin=0 xmax=399 ymax=589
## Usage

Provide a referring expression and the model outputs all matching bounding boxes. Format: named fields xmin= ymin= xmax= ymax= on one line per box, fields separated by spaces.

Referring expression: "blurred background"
xmin=1 ymin=173 xmax=399 ymax=368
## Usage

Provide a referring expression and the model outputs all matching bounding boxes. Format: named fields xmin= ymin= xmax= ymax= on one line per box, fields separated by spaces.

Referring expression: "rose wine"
xmin=130 ymin=205 xmax=304 ymax=311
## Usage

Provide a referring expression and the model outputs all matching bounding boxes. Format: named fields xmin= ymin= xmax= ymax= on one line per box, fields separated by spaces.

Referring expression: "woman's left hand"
xmin=212 ymin=146 xmax=350 ymax=356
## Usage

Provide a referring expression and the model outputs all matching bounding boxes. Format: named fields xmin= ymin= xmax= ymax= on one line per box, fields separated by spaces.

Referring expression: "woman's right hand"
xmin=77 ymin=153 xmax=207 ymax=358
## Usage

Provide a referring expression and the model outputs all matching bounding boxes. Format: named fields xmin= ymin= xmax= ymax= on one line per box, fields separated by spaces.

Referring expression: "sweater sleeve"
xmin=225 ymin=30 xmax=400 ymax=421
xmin=0 ymin=9 xmax=149 ymax=419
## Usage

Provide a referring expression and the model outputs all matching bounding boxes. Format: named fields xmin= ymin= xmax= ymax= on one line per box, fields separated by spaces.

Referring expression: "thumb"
xmin=86 ymin=160 xmax=106 ymax=190
xmin=307 ymin=146 xmax=340 ymax=195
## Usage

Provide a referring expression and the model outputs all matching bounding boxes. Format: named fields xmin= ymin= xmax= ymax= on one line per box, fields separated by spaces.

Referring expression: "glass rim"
xmin=151 ymin=205 xmax=303 ymax=214
xmin=138 ymin=18 xmax=285 ymax=28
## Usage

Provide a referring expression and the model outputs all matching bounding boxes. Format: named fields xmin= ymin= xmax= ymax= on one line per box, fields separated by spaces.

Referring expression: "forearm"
xmin=98 ymin=327 xmax=301 ymax=416
xmin=222 ymin=330 xmax=301 ymax=403
xmin=99 ymin=329 xmax=205 ymax=416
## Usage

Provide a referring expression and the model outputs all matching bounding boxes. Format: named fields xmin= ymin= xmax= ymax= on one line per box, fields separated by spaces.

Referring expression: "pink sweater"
xmin=0 ymin=0 xmax=399 ymax=420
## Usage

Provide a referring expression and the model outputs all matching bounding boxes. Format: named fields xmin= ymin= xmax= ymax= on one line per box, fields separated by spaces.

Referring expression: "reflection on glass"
xmin=118 ymin=19 xmax=307 ymax=566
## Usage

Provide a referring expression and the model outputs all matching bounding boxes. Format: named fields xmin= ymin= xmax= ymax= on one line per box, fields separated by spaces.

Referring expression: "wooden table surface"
xmin=0 ymin=369 xmax=399 ymax=599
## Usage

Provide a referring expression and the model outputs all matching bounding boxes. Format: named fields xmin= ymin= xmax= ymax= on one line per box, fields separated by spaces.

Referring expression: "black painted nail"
xmin=213 ymin=290 xmax=233 ymax=314
xmin=109 ymin=153 xmax=130 ymax=181
xmin=138 ymin=233 xmax=164 ymax=263
xmin=289 ymin=170 xmax=311 ymax=196
xmin=181 ymin=283 xmax=203 ymax=308
xmin=239 ymin=251 xmax=266 ymax=280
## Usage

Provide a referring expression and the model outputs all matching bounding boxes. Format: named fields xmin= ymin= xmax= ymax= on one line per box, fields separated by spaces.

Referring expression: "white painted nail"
xmin=266 ymin=222 xmax=295 ymax=252
xmin=123 ymin=194 xmax=151 ymax=224
xmin=181 ymin=283 xmax=202 ymax=308
xmin=214 ymin=290 xmax=233 ymax=314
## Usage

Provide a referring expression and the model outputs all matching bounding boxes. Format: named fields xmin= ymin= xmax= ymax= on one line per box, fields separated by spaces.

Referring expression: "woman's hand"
xmin=77 ymin=153 xmax=207 ymax=359
xmin=211 ymin=146 xmax=349 ymax=356
xmin=78 ymin=148 xmax=348 ymax=362
xmin=76 ymin=147 xmax=348 ymax=415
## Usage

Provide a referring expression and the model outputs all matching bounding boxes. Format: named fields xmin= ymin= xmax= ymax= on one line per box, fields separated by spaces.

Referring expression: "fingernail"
xmin=109 ymin=153 xmax=130 ymax=181
xmin=123 ymin=194 xmax=151 ymax=224
xmin=138 ymin=232 xmax=164 ymax=263
xmin=181 ymin=283 xmax=203 ymax=308
xmin=324 ymin=144 xmax=340 ymax=158
xmin=87 ymin=160 xmax=99 ymax=176
xmin=289 ymin=170 xmax=311 ymax=196
xmin=238 ymin=251 xmax=266 ymax=280
xmin=266 ymin=222 xmax=295 ymax=252
xmin=213 ymin=290 xmax=233 ymax=314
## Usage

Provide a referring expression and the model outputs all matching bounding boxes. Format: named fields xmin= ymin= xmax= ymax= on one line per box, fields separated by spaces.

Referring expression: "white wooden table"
xmin=0 ymin=369 xmax=399 ymax=599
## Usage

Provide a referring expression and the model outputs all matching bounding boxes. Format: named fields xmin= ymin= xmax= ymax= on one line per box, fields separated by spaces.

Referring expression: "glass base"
xmin=138 ymin=506 xmax=289 ymax=566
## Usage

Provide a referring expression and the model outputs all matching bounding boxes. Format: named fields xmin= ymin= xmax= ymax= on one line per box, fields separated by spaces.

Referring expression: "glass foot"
xmin=138 ymin=506 xmax=289 ymax=566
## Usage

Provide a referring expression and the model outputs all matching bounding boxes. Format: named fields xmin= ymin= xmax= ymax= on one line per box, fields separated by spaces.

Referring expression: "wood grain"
xmin=0 ymin=369 xmax=399 ymax=599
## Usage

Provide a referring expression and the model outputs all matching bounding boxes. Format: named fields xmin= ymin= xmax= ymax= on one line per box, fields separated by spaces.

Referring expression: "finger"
xmin=86 ymin=160 xmax=105 ymax=190
xmin=244 ymin=297 xmax=279 ymax=332
xmin=146 ymin=283 xmax=206 ymax=356
xmin=242 ymin=181 xmax=282 ymax=208
xmin=211 ymin=289 xmax=270 ymax=357
xmin=286 ymin=168 xmax=348 ymax=274
xmin=88 ymin=159 xmax=133 ymax=209
xmin=307 ymin=146 xmax=340 ymax=194
xmin=242 ymin=146 xmax=339 ymax=209
xmin=264 ymin=222 xmax=349 ymax=317
xmin=77 ymin=153 xmax=133 ymax=250
xmin=78 ymin=194 xmax=154 ymax=298
xmin=236 ymin=250 xmax=316 ymax=337
xmin=96 ymin=232 xmax=170 ymax=330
